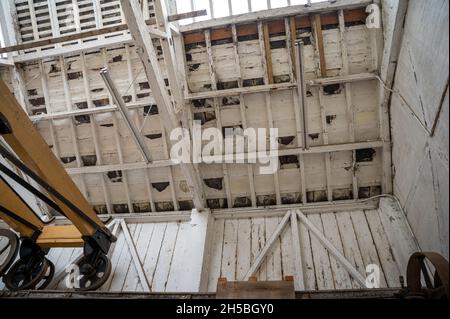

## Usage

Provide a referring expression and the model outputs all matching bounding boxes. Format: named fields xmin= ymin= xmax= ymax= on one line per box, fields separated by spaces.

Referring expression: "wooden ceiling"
xmin=0 ymin=1 xmax=384 ymax=214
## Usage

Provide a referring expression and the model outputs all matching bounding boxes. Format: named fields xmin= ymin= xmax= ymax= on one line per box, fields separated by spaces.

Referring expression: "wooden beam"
xmin=262 ymin=23 xmax=274 ymax=85
xmin=26 ymin=73 xmax=377 ymax=123
xmin=204 ymin=29 xmax=233 ymax=208
xmin=80 ymin=52 xmax=113 ymax=214
xmin=313 ymin=14 xmax=327 ymax=78
xmin=168 ymin=10 xmax=207 ymax=22
xmin=123 ymin=44 xmax=157 ymax=213
xmin=338 ymin=10 xmax=358 ymax=200
xmin=36 ymin=225 xmax=84 ymax=248
xmin=120 ymin=0 xmax=206 ymax=210
xmin=231 ymin=23 xmax=257 ymax=207
xmin=258 ymin=22 xmax=281 ymax=205
xmin=65 ymin=141 xmax=384 ymax=175
xmin=317 ymin=86 xmax=333 ymax=202
xmin=288 ymin=17 xmax=298 ymax=79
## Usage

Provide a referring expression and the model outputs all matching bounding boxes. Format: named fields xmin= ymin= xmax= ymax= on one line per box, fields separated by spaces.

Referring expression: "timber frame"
xmin=0 ymin=0 xmax=390 ymax=215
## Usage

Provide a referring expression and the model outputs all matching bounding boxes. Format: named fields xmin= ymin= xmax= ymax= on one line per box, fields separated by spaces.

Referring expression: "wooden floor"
xmin=0 ymin=288 xmax=400 ymax=299
xmin=0 ymin=204 xmax=418 ymax=293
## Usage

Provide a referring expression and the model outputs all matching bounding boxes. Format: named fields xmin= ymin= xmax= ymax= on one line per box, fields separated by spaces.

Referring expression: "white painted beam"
xmin=119 ymin=0 xmax=206 ymax=210
xmin=65 ymin=141 xmax=384 ymax=175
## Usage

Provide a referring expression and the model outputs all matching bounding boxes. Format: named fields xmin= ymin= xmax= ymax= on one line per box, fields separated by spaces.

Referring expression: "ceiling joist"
xmin=119 ymin=0 xmax=206 ymax=210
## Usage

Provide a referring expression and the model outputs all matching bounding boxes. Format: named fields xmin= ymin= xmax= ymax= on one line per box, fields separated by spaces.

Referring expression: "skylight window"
xmin=175 ymin=0 xmax=328 ymax=25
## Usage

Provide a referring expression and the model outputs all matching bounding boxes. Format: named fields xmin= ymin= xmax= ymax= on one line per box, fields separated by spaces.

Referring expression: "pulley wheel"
xmin=0 ymin=229 xmax=19 ymax=278
xmin=407 ymin=252 xmax=449 ymax=299
xmin=35 ymin=258 xmax=55 ymax=290
xmin=74 ymin=254 xmax=112 ymax=291
xmin=4 ymin=255 xmax=49 ymax=291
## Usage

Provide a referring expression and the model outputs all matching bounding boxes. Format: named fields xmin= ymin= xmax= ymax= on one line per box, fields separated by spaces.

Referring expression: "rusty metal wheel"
xmin=407 ymin=252 xmax=449 ymax=299
xmin=4 ymin=255 xmax=49 ymax=291
xmin=74 ymin=254 xmax=112 ymax=291
xmin=35 ymin=258 xmax=55 ymax=290
xmin=0 ymin=229 xmax=19 ymax=278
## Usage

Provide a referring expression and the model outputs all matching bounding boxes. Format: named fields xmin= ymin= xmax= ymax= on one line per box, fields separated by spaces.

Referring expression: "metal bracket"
xmin=0 ymin=113 xmax=12 ymax=135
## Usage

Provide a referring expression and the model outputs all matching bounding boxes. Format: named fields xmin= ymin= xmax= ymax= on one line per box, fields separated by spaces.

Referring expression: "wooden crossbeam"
xmin=63 ymin=141 xmax=384 ymax=176
xmin=120 ymin=220 xmax=151 ymax=292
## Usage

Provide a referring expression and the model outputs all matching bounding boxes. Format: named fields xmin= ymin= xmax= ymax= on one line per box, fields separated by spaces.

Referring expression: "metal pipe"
xmin=100 ymin=68 xmax=153 ymax=164
xmin=295 ymin=41 xmax=309 ymax=150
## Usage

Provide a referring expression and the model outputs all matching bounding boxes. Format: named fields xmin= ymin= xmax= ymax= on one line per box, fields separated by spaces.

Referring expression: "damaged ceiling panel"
xmin=0 ymin=1 xmax=383 ymax=214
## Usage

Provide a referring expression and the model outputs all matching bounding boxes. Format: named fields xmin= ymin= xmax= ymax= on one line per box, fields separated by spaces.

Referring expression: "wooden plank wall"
xmin=0 ymin=204 xmax=417 ymax=293
xmin=207 ymin=209 xmax=405 ymax=292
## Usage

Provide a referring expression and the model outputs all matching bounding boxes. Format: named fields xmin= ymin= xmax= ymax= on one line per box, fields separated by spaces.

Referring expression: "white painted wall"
xmin=390 ymin=0 xmax=449 ymax=258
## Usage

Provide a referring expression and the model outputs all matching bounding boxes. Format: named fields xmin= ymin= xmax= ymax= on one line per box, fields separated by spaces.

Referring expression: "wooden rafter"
xmin=313 ymin=14 xmax=327 ymax=78
xmin=204 ymin=29 xmax=233 ymax=208
xmin=119 ymin=0 xmax=206 ymax=210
